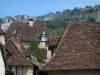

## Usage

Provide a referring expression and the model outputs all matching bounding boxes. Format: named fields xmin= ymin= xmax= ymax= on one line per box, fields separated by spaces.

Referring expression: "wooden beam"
xmin=16 ymin=66 xmax=17 ymax=75
xmin=22 ymin=66 xmax=23 ymax=75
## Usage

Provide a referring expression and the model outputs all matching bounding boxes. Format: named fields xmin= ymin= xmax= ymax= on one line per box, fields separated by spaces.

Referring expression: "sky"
xmin=0 ymin=0 xmax=100 ymax=17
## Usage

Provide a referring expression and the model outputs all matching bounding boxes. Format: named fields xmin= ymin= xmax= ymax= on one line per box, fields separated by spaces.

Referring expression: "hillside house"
xmin=5 ymin=21 xmax=54 ymax=59
xmin=2 ymin=21 xmax=50 ymax=75
xmin=38 ymin=22 xmax=100 ymax=75
xmin=0 ymin=19 xmax=60 ymax=75
xmin=0 ymin=19 xmax=61 ymax=75
xmin=5 ymin=38 xmax=38 ymax=75
xmin=0 ymin=26 xmax=39 ymax=75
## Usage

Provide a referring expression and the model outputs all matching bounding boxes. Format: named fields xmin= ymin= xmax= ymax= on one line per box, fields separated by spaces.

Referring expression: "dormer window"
xmin=41 ymin=31 xmax=48 ymax=41
xmin=12 ymin=29 xmax=19 ymax=41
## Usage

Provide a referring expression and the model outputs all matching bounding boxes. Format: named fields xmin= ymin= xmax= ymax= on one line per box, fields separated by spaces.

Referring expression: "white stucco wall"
xmin=12 ymin=65 xmax=33 ymax=75
xmin=39 ymin=42 xmax=46 ymax=48
xmin=0 ymin=49 xmax=5 ymax=75
xmin=39 ymin=42 xmax=52 ymax=59
xmin=23 ymin=66 xmax=33 ymax=75
xmin=0 ymin=35 xmax=5 ymax=45
xmin=47 ymin=50 xmax=51 ymax=59
xmin=29 ymin=21 xmax=34 ymax=26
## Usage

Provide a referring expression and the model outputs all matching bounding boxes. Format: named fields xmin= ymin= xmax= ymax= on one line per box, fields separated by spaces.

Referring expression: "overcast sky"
xmin=0 ymin=0 xmax=100 ymax=17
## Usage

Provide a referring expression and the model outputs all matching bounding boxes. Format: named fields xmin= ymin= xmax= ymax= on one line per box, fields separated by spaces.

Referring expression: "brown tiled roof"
xmin=41 ymin=22 xmax=100 ymax=70
xmin=48 ymin=37 xmax=61 ymax=46
xmin=19 ymin=42 xmax=33 ymax=57
xmin=6 ymin=22 xmax=50 ymax=41
xmin=6 ymin=39 xmax=33 ymax=65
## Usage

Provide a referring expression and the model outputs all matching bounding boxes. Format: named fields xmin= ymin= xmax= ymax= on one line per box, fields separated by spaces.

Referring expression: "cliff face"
xmin=1 ymin=5 xmax=100 ymax=22
xmin=37 ymin=5 xmax=100 ymax=22
xmin=1 ymin=5 xmax=100 ymax=37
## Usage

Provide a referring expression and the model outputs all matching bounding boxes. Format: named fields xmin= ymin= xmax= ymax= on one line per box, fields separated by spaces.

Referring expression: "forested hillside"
xmin=1 ymin=5 xmax=100 ymax=37
xmin=37 ymin=5 xmax=100 ymax=37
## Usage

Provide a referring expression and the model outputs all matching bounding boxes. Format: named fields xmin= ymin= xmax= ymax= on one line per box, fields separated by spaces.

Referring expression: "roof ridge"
xmin=11 ymin=39 xmax=34 ymax=64
xmin=41 ymin=22 xmax=100 ymax=70
xmin=51 ymin=22 xmax=70 ymax=57
xmin=11 ymin=38 xmax=39 ymax=66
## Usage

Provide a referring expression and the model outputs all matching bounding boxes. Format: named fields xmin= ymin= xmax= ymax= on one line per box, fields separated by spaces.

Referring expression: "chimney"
xmin=28 ymin=19 xmax=34 ymax=26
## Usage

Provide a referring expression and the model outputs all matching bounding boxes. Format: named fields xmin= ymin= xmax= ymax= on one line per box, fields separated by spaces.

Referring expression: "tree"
xmin=85 ymin=5 xmax=94 ymax=13
xmin=29 ymin=39 xmax=44 ymax=62
xmin=87 ymin=18 xmax=96 ymax=23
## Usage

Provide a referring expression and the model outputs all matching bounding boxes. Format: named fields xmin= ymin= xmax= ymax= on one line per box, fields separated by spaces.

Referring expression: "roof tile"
xmin=41 ymin=22 xmax=100 ymax=70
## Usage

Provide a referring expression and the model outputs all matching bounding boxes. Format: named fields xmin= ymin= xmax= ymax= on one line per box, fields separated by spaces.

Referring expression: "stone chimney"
xmin=28 ymin=18 xmax=34 ymax=26
xmin=28 ymin=18 xmax=37 ymax=26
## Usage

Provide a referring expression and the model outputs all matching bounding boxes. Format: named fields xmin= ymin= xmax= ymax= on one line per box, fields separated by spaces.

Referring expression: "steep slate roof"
xmin=6 ymin=39 xmax=33 ymax=65
xmin=48 ymin=37 xmax=61 ymax=46
xmin=41 ymin=22 xmax=100 ymax=70
xmin=6 ymin=22 xmax=50 ymax=41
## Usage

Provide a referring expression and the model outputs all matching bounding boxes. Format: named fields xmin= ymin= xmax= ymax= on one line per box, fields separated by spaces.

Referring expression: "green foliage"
xmin=49 ymin=28 xmax=65 ymax=37
xmin=43 ymin=19 xmax=68 ymax=37
xmin=85 ymin=6 xmax=94 ymax=13
xmin=38 ymin=5 xmax=100 ymax=37
xmin=87 ymin=18 xmax=96 ymax=23
xmin=29 ymin=39 xmax=44 ymax=62
xmin=2 ymin=4 xmax=100 ymax=37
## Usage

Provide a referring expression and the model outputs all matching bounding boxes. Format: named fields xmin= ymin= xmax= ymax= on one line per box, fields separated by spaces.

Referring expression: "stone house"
xmin=5 ymin=20 xmax=61 ymax=60
xmin=0 ymin=26 xmax=39 ymax=75
xmin=5 ymin=38 xmax=38 ymax=75
xmin=0 ymin=19 xmax=61 ymax=75
xmin=1 ymin=19 xmax=61 ymax=75
xmin=5 ymin=21 xmax=53 ymax=59
xmin=3 ymin=21 xmax=51 ymax=75
xmin=37 ymin=22 xmax=100 ymax=75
